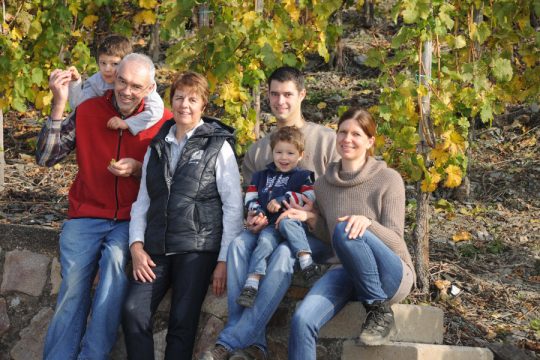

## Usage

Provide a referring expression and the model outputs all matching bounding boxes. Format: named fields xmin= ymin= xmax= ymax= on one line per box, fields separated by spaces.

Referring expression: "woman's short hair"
xmin=337 ymin=108 xmax=377 ymax=157
xmin=270 ymin=126 xmax=305 ymax=153
xmin=170 ymin=71 xmax=209 ymax=106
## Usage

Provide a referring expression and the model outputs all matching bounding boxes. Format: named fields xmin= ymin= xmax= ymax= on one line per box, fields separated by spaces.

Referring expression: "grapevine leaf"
xmin=134 ymin=10 xmax=157 ymax=25
xmin=444 ymin=164 xmax=463 ymax=188
xmin=82 ymin=15 xmax=99 ymax=28
xmin=31 ymin=68 xmax=44 ymax=85
xmin=139 ymin=0 xmax=158 ymax=9
xmin=491 ymin=58 xmax=513 ymax=82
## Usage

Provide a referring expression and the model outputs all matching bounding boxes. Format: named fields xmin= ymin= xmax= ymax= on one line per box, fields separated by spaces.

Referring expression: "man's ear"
xmin=299 ymin=88 xmax=307 ymax=101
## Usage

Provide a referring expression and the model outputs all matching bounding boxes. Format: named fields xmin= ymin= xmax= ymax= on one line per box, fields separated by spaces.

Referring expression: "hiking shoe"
xmin=357 ymin=301 xmax=396 ymax=346
xmin=236 ymin=287 xmax=258 ymax=308
xmin=301 ymin=263 xmax=321 ymax=284
xmin=230 ymin=346 xmax=267 ymax=360
xmin=200 ymin=344 xmax=231 ymax=360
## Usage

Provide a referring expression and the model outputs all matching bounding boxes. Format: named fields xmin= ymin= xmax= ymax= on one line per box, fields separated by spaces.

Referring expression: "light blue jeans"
xmin=247 ymin=218 xmax=312 ymax=276
xmin=43 ymin=218 xmax=130 ymax=360
xmin=289 ymin=222 xmax=403 ymax=360
xmin=217 ymin=222 xmax=332 ymax=355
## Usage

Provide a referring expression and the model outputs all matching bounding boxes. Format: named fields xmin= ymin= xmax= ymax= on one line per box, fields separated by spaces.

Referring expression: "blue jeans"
xmin=43 ymin=218 xmax=130 ymax=360
xmin=217 ymin=224 xmax=332 ymax=354
xmin=288 ymin=223 xmax=403 ymax=360
xmin=247 ymin=219 xmax=312 ymax=276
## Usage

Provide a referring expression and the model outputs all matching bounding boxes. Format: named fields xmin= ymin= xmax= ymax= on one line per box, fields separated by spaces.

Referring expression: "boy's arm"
xmin=68 ymin=78 xmax=83 ymax=110
xmin=76 ymin=73 xmax=108 ymax=107
xmin=244 ymin=172 xmax=265 ymax=215
xmin=281 ymin=171 xmax=315 ymax=206
xmin=124 ymin=88 xmax=165 ymax=135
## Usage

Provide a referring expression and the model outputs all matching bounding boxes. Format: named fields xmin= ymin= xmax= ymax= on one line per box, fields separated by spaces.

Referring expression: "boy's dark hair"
xmin=97 ymin=35 xmax=132 ymax=59
xmin=267 ymin=66 xmax=305 ymax=92
xmin=270 ymin=126 xmax=305 ymax=153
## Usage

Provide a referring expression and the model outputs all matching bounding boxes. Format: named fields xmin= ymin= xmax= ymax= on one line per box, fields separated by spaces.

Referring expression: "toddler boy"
xmin=237 ymin=126 xmax=320 ymax=308
xmin=68 ymin=34 xmax=164 ymax=135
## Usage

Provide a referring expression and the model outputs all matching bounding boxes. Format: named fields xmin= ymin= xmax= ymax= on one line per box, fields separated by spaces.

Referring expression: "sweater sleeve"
xmin=124 ymin=89 xmax=165 ymax=135
xmin=244 ymin=172 xmax=264 ymax=215
xmin=369 ymin=170 xmax=406 ymax=252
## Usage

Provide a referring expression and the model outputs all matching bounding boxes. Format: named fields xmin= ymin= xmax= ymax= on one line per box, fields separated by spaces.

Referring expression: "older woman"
xmin=122 ymin=71 xmax=243 ymax=359
xmin=279 ymin=108 xmax=415 ymax=359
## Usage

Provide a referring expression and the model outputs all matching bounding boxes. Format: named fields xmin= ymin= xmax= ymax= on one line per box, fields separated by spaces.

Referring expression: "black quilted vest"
xmin=144 ymin=117 xmax=235 ymax=255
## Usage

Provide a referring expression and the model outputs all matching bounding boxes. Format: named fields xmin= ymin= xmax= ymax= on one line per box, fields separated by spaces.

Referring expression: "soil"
xmin=1 ymin=7 xmax=538 ymax=358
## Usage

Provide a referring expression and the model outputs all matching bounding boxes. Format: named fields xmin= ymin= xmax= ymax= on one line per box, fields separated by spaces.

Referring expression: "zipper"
xmin=113 ymin=128 xmax=124 ymax=220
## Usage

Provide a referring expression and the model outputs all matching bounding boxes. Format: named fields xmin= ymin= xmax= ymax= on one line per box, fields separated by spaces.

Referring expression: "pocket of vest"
xmin=193 ymin=203 xmax=201 ymax=233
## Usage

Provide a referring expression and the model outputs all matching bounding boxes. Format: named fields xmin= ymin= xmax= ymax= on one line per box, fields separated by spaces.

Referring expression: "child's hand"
xmin=267 ymin=199 xmax=282 ymax=213
xmin=107 ymin=116 xmax=129 ymax=130
xmin=67 ymin=66 xmax=80 ymax=81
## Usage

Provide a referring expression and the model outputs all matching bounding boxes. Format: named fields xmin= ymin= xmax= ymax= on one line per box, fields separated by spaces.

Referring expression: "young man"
xmin=37 ymin=53 xmax=171 ymax=360
xmin=202 ymin=67 xmax=339 ymax=360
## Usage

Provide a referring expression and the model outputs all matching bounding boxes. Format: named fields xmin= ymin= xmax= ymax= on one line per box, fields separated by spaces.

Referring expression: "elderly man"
xmin=37 ymin=53 xmax=171 ymax=360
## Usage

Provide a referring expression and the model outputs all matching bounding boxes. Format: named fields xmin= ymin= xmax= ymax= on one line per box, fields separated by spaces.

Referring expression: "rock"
xmin=50 ymin=257 xmax=62 ymax=296
xmin=0 ymin=298 xmax=10 ymax=336
xmin=154 ymin=329 xmax=167 ymax=360
xmin=10 ymin=307 xmax=54 ymax=360
xmin=353 ymin=54 xmax=368 ymax=66
xmin=1 ymin=250 xmax=50 ymax=296
xmin=201 ymin=288 xmax=227 ymax=319
xmin=193 ymin=315 xmax=225 ymax=358
xmin=10 ymin=296 xmax=21 ymax=308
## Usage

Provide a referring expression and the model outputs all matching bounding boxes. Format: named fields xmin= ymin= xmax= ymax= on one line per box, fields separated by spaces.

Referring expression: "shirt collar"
xmin=165 ymin=119 xmax=205 ymax=144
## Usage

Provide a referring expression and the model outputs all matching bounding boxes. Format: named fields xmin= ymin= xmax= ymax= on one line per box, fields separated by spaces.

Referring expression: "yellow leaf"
xmin=35 ymin=91 xmax=53 ymax=110
xmin=11 ymin=27 xmax=23 ymax=40
xmin=421 ymin=168 xmax=441 ymax=192
xmin=82 ymin=15 xmax=99 ymax=28
xmin=139 ymin=0 xmax=158 ymax=9
xmin=69 ymin=2 xmax=80 ymax=16
xmin=283 ymin=0 xmax=301 ymax=22
xmin=317 ymin=102 xmax=327 ymax=109
xmin=134 ymin=10 xmax=156 ymax=25
xmin=444 ymin=164 xmax=462 ymax=188
xmin=242 ymin=11 xmax=258 ymax=29
xmin=53 ymin=163 xmax=62 ymax=170
xmin=441 ymin=129 xmax=466 ymax=155
xmin=71 ymin=30 xmax=82 ymax=37
xmin=452 ymin=230 xmax=471 ymax=242
xmin=430 ymin=146 xmax=449 ymax=167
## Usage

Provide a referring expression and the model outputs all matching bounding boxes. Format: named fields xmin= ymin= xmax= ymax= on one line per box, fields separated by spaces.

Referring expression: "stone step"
xmin=319 ymin=303 xmax=444 ymax=345
xmin=342 ymin=341 xmax=494 ymax=360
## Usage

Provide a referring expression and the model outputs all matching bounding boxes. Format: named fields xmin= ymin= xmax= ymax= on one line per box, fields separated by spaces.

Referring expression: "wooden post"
xmin=198 ymin=3 xmax=210 ymax=28
xmin=252 ymin=0 xmax=264 ymax=139
xmin=414 ymin=39 xmax=433 ymax=296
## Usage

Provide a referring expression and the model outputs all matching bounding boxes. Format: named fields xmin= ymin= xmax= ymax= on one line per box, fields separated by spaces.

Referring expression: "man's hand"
xmin=212 ymin=261 xmax=227 ymax=296
xmin=266 ymin=199 xmax=282 ymax=213
xmin=49 ymin=69 xmax=72 ymax=120
xmin=130 ymin=242 xmax=156 ymax=282
xmin=107 ymin=158 xmax=142 ymax=178
xmin=67 ymin=66 xmax=81 ymax=81
xmin=107 ymin=116 xmax=129 ymax=130
xmin=246 ymin=211 xmax=269 ymax=234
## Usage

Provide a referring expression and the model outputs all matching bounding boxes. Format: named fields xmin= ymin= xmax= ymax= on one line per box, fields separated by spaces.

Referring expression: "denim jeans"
xmin=247 ymin=218 xmax=312 ymax=276
xmin=123 ymin=252 xmax=217 ymax=360
xmin=288 ymin=222 xmax=403 ymax=360
xmin=217 ymin=224 xmax=332 ymax=354
xmin=43 ymin=218 xmax=130 ymax=360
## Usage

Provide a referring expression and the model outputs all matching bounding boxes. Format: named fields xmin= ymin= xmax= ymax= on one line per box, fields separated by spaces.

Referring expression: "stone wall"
xmin=0 ymin=224 xmax=343 ymax=360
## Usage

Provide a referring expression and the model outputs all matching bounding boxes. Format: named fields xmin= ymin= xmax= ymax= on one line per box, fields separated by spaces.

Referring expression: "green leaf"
xmin=474 ymin=22 xmax=491 ymax=44
xmin=402 ymin=6 xmax=419 ymax=24
xmin=491 ymin=58 xmax=513 ymax=82
xmin=31 ymin=68 xmax=44 ymax=85
xmin=480 ymin=102 xmax=493 ymax=123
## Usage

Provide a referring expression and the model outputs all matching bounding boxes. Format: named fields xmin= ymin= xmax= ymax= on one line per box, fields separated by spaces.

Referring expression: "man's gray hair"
xmin=117 ymin=53 xmax=156 ymax=84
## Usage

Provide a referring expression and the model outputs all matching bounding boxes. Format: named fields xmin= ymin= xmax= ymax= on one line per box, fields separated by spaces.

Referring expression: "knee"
xmin=268 ymin=244 xmax=295 ymax=272
xmin=291 ymin=308 xmax=317 ymax=337
xmin=278 ymin=217 xmax=301 ymax=231
xmin=332 ymin=222 xmax=350 ymax=248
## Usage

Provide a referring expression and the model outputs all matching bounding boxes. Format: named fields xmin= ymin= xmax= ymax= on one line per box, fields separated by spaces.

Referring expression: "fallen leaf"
xmin=452 ymin=230 xmax=471 ymax=242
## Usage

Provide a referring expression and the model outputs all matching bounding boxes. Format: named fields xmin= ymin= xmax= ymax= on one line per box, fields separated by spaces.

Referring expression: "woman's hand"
xmin=246 ymin=211 xmax=269 ymax=234
xmin=130 ymin=242 xmax=157 ymax=282
xmin=212 ymin=261 xmax=227 ymax=296
xmin=337 ymin=215 xmax=372 ymax=239
xmin=275 ymin=208 xmax=309 ymax=227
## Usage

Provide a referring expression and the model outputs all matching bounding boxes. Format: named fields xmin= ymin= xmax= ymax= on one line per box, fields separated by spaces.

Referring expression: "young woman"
xmin=278 ymin=108 xmax=416 ymax=359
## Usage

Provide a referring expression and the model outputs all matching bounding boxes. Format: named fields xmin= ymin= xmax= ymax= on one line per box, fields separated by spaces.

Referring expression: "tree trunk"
xmin=414 ymin=39 xmax=433 ymax=296
xmin=251 ymin=0 xmax=264 ymax=139
xmin=331 ymin=10 xmax=344 ymax=72
xmin=149 ymin=19 xmax=160 ymax=63
xmin=0 ymin=108 xmax=4 ymax=192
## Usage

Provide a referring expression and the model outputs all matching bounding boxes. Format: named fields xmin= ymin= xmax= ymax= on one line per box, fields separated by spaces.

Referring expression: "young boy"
xmin=237 ymin=126 xmax=320 ymax=308
xmin=67 ymin=34 xmax=164 ymax=135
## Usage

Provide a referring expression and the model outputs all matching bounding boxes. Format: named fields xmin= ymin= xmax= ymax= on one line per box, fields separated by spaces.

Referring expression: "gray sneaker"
xmin=357 ymin=301 xmax=396 ymax=346
xmin=200 ymin=344 xmax=231 ymax=360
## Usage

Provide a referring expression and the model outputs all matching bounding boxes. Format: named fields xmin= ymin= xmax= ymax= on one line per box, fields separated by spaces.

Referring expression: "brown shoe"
xmin=229 ymin=345 xmax=266 ymax=360
xmin=200 ymin=344 xmax=232 ymax=360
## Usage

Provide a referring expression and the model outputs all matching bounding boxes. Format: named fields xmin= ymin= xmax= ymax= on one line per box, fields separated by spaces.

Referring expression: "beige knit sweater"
xmin=241 ymin=122 xmax=340 ymax=185
xmin=313 ymin=157 xmax=415 ymax=302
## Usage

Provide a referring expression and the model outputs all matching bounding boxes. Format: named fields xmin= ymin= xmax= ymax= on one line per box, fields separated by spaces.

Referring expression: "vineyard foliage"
xmin=1 ymin=0 xmax=539 ymax=187
xmin=366 ymin=0 xmax=540 ymax=191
